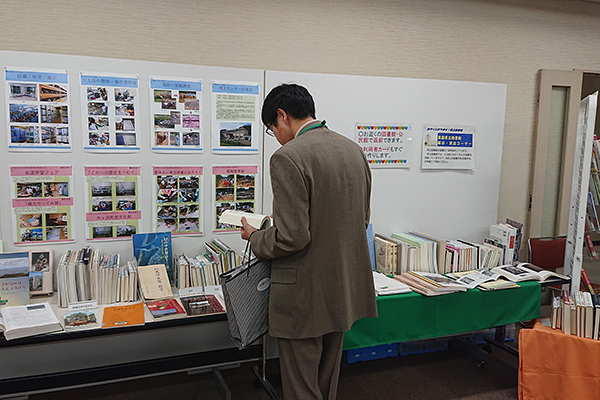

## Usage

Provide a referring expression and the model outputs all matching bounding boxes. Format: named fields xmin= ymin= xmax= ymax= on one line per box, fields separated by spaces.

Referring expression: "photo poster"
xmin=84 ymin=166 xmax=141 ymax=241
xmin=421 ymin=124 xmax=476 ymax=170
xmin=212 ymin=165 xmax=258 ymax=233
xmin=10 ymin=165 xmax=74 ymax=244
xmin=211 ymin=80 xmax=260 ymax=154
xmin=354 ymin=123 xmax=413 ymax=168
xmin=80 ymin=72 xmax=140 ymax=152
xmin=153 ymin=166 xmax=204 ymax=236
xmin=150 ymin=77 xmax=203 ymax=153
xmin=5 ymin=67 xmax=71 ymax=152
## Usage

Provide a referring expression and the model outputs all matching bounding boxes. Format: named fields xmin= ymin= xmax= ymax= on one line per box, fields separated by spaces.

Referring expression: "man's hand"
xmin=240 ymin=216 xmax=257 ymax=240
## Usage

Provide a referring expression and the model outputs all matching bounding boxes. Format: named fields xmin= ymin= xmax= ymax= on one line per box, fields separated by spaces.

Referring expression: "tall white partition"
xmin=264 ymin=70 xmax=507 ymax=242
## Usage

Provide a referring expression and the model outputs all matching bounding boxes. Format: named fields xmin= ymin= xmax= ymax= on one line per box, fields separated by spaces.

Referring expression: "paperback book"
xmin=101 ymin=302 xmax=145 ymax=328
xmin=132 ymin=232 xmax=173 ymax=285
xmin=180 ymin=294 xmax=226 ymax=317
xmin=145 ymin=298 xmax=187 ymax=320
xmin=63 ymin=309 xmax=98 ymax=330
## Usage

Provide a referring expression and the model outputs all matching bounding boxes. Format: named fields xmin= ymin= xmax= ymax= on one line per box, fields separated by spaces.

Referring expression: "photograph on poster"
xmin=88 ymin=116 xmax=109 ymax=131
xmin=88 ymin=102 xmax=108 ymax=115
xmin=116 ymin=182 xmax=135 ymax=196
xmin=182 ymin=132 xmax=199 ymax=145
xmin=87 ymin=87 xmax=107 ymax=101
xmin=116 ymin=104 xmax=134 ymax=116
xmin=43 ymin=182 xmax=69 ymax=197
xmin=91 ymin=183 xmax=112 ymax=196
xmin=40 ymin=84 xmax=67 ymax=102
xmin=116 ymin=132 xmax=136 ymax=145
xmin=17 ymin=183 xmax=43 ymax=198
xmin=11 ymin=126 xmax=38 ymax=143
xmin=157 ymin=175 xmax=177 ymax=189
xmin=46 ymin=227 xmax=68 ymax=240
xmin=114 ymin=88 xmax=135 ymax=102
xmin=89 ymin=132 xmax=109 ymax=146
xmin=116 ymin=225 xmax=136 ymax=237
xmin=10 ymin=83 xmax=37 ymax=101
xmin=219 ymin=122 xmax=251 ymax=147
xmin=40 ymin=105 xmax=68 ymax=123
xmin=46 ymin=213 xmax=67 ymax=226
xmin=10 ymin=104 xmax=38 ymax=123
xmin=92 ymin=198 xmax=112 ymax=212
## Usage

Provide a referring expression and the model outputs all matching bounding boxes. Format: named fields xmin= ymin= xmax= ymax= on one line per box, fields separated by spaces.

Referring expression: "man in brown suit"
xmin=241 ymin=84 xmax=377 ymax=400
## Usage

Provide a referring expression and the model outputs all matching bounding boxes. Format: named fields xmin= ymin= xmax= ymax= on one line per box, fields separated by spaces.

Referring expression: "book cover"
xmin=180 ymin=294 xmax=226 ymax=317
xmin=137 ymin=264 xmax=173 ymax=300
xmin=29 ymin=249 xmax=54 ymax=295
xmin=101 ymin=302 xmax=145 ymax=328
xmin=146 ymin=298 xmax=187 ymax=320
xmin=63 ymin=309 xmax=98 ymax=330
xmin=132 ymin=232 xmax=173 ymax=285
xmin=0 ymin=252 xmax=30 ymax=307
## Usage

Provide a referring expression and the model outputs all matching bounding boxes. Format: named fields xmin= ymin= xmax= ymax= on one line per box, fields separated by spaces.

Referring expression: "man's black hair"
xmin=262 ymin=84 xmax=316 ymax=127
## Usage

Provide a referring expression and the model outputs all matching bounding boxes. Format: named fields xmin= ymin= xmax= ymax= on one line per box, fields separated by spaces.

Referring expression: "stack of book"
xmin=395 ymin=271 xmax=468 ymax=296
xmin=373 ymin=231 xmax=445 ymax=275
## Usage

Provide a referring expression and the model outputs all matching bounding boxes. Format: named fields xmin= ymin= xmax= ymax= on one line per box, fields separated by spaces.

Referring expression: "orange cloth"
xmin=519 ymin=320 xmax=600 ymax=400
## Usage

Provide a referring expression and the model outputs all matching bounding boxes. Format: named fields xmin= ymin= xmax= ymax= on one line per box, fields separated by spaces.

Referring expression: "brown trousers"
xmin=277 ymin=331 xmax=345 ymax=400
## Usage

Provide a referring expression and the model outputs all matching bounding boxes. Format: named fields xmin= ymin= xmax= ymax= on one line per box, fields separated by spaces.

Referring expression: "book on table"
xmin=137 ymin=264 xmax=173 ymax=300
xmin=132 ymin=232 xmax=174 ymax=285
xmin=63 ymin=309 xmax=98 ymax=330
xmin=145 ymin=298 xmax=187 ymax=321
xmin=446 ymin=269 xmax=520 ymax=290
xmin=101 ymin=302 xmax=145 ymax=328
xmin=0 ymin=252 xmax=30 ymax=307
xmin=0 ymin=302 xmax=63 ymax=340
xmin=218 ymin=209 xmax=271 ymax=230
xmin=395 ymin=270 xmax=467 ymax=296
xmin=489 ymin=263 xmax=569 ymax=283
xmin=28 ymin=249 xmax=54 ymax=296
xmin=180 ymin=293 xmax=226 ymax=317
xmin=373 ymin=234 xmax=398 ymax=276
xmin=372 ymin=271 xmax=412 ymax=295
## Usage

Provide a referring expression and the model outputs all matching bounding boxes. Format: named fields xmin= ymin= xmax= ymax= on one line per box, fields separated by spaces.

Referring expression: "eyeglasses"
xmin=265 ymin=123 xmax=275 ymax=137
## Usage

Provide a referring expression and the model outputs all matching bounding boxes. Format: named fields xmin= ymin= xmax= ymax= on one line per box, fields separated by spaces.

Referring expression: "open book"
xmin=219 ymin=210 xmax=271 ymax=230
xmin=0 ymin=302 xmax=63 ymax=340
xmin=490 ymin=263 xmax=569 ymax=283
xmin=446 ymin=269 xmax=519 ymax=290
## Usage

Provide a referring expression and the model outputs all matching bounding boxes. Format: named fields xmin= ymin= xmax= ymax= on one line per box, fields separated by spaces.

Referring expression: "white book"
xmin=490 ymin=263 xmax=568 ymax=283
xmin=219 ymin=209 xmax=271 ymax=230
xmin=0 ymin=302 xmax=63 ymax=340
xmin=489 ymin=224 xmax=515 ymax=265
xmin=372 ymin=271 xmax=412 ymax=295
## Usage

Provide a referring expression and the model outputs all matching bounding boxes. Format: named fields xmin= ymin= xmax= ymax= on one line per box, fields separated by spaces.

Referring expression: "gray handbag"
xmin=219 ymin=245 xmax=271 ymax=349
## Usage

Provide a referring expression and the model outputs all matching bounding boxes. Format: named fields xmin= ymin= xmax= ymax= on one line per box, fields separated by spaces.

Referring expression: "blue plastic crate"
xmin=398 ymin=339 xmax=448 ymax=356
xmin=343 ymin=343 xmax=398 ymax=363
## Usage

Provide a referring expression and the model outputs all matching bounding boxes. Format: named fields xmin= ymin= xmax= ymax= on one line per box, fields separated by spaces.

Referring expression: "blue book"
xmin=132 ymin=232 xmax=173 ymax=285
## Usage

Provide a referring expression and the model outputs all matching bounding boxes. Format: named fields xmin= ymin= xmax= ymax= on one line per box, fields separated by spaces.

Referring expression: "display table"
xmin=518 ymin=320 xmax=600 ymax=400
xmin=345 ymin=281 xmax=541 ymax=349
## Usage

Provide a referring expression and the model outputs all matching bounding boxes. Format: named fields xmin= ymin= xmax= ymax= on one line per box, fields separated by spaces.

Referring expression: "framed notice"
xmin=421 ymin=125 xmax=476 ymax=170
xmin=355 ymin=123 xmax=413 ymax=168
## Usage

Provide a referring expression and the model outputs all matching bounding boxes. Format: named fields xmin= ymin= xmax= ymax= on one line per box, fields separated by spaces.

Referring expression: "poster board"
xmin=0 ymin=51 xmax=264 ymax=258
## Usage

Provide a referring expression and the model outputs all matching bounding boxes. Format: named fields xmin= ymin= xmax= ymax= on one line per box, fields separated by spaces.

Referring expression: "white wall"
xmin=1 ymin=0 xmax=600 ymax=247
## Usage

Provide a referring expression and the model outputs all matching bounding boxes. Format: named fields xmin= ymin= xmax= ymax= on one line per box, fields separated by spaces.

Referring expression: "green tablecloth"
xmin=343 ymin=281 xmax=541 ymax=350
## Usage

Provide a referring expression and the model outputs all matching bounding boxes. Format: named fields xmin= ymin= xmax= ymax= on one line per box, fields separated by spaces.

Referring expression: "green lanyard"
xmin=297 ymin=120 xmax=327 ymax=137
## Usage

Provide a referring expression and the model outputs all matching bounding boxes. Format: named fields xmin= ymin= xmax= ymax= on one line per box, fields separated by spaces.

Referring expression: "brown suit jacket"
xmin=250 ymin=121 xmax=378 ymax=339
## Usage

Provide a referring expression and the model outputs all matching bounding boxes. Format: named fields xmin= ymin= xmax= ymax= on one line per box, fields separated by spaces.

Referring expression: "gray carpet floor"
xmin=29 ymin=334 xmax=521 ymax=400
